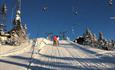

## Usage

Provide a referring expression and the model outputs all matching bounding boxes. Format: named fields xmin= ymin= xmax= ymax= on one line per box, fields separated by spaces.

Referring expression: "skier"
xmin=53 ymin=35 xmax=59 ymax=46
xmin=53 ymin=35 xmax=57 ymax=46
xmin=56 ymin=36 xmax=59 ymax=46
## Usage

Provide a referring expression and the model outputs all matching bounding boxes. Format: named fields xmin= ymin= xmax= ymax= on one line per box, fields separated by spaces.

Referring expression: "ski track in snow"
xmin=0 ymin=40 xmax=115 ymax=70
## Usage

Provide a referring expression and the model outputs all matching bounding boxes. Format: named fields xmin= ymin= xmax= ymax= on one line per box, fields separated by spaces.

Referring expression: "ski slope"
xmin=0 ymin=38 xmax=115 ymax=70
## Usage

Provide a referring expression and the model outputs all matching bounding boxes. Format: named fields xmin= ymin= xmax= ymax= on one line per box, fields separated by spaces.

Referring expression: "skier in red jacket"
xmin=53 ymin=35 xmax=58 ymax=46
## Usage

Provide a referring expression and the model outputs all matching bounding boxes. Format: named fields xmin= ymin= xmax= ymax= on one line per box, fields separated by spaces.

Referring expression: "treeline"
xmin=74 ymin=28 xmax=115 ymax=51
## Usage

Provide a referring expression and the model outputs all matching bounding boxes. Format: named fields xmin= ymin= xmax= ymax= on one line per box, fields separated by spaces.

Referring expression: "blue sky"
xmin=0 ymin=0 xmax=115 ymax=40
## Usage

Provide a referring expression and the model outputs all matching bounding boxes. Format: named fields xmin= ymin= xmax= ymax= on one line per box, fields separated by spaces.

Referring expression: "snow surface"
xmin=0 ymin=38 xmax=115 ymax=70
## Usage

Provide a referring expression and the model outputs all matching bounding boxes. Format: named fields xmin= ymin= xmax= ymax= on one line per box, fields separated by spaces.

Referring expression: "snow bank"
xmin=35 ymin=38 xmax=53 ymax=50
xmin=70 ymin=41 xmax=115 ymax=61
xmin=36 ymin=38 xmax=53 ymax=44
xmin=59 ymin=40 xmax=72 ymax=44
xmin=0 ymin=41 xmax=32 ymax=57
